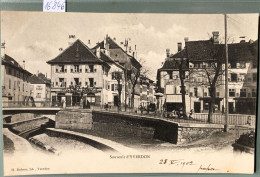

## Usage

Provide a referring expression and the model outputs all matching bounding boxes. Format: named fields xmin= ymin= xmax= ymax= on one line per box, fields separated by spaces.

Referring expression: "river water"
xmin=4 ymin=132 xmax=255 ymax=175
xmin=32 ymin=133 xmax=105 ymax=156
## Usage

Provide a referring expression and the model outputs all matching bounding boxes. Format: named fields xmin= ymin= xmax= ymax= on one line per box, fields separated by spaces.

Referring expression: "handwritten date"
xmin=159 ymin=159 xmax=195 ymax=168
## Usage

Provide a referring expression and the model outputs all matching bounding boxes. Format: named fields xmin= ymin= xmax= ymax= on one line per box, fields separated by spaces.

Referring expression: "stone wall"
xmin=177 ymin=123 xmax=224 ymax=143
xmin=9 ymin=117 xmax=50 ymax=133
xmin=55 ymin=110 xmax=227 ymax=144
xmin=55 ymin=109 xmax=92 ymax=130
xmin=92 ymin=111 xmax=156 ymax=139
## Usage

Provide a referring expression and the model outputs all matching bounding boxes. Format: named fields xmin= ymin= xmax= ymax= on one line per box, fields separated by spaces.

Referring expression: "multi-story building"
xmin=28 ymin=73 xmax=51 ymax=107
xmin=46 ymin=39 xmax=125 ymax=107
xmin=96 ymin=49 xmax=126 ymax=106
xmin=92 ymin=35 xmax=142 ymax=108
xmin=1 ymin=54 xmax=32 ymax=107
xmin=227 ymin=40 xmax=258 ymax=114
xmin=139 ymin=75 xmax=156 ymax=108
xmin=157 ymin=32 xmax=258 ymax=115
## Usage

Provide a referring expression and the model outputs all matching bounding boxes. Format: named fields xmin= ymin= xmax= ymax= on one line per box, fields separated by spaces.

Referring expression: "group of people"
xmin=169 ymin=109 xmax=194 ymax=119
xmin=82 ymin=99 xmax=90 ymax=109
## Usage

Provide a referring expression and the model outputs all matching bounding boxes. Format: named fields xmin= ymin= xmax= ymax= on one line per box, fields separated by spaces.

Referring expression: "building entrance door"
xmin=114 ymin=95 xmax=119 ymax=106
xmin=194 ymin=102 xmax=200 ymax=113
xmin=229 ymin=102 xmax=234 ymax=113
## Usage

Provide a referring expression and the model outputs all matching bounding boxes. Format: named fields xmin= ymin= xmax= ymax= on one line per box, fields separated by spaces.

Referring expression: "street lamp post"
xmin=224 ymin=14 xmax=229 ymax=132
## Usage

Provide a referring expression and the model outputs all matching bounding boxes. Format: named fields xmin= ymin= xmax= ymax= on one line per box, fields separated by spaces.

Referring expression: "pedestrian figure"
xmin=189 ymin=109 xmax=193 ymax=119
xmin=139 ymin=104 xmax=143 ymax=115
xmin=86 ymin=100 xmax=90 ymax=109
xmin=247 ymin=116 xmax=252 ymax=126
xmin=105 ymin=103 xmax=108 ymax=110
xmin=83 ymin=98 xmax=86 ymax=109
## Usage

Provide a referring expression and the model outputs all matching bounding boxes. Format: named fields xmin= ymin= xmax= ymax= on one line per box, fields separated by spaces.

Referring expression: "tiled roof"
xmin=47 ymin=39 xmax=110 ymax=69
xmin=185 ymin=40 xmax=225 ymax=61
xmin=228 ymin=41 xmax=257 ymax=61
xmin=185 ymin=39 xmax=258 ymax=62
xmin=92 ymin=37 xmax=122 ymax=50
xmin=159 ymin=39 xmax=258 ymax=70
xmin=28 ymin=75 xmax=50 ymax=85
xmin=100 ymin=51 xmax=114 ymax=63
xmin=99 ymin=51 xmax=125 ymax=70
xmin=92 ymin=36 xmax=142 ymax=69
xmin=160 ymin=50 xmax=189 ymax=70
xmin=2 ymin=54 xmax=32 ymax=75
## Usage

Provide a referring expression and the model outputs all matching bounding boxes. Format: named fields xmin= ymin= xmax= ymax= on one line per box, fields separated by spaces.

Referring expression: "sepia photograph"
xmin=1 ymin=11 xmax=258 ymax=176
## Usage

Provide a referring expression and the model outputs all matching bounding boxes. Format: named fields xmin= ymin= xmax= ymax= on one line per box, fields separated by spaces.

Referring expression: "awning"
xmin=166 ymin=94 xmax=182 ymax=103
xmin=87 ymin=93 xmax=95 ymax=97
xmin=199 ymin=97 xmax=223 ymax=101
xmin=233 ymin=97 xmax=256 ymax=102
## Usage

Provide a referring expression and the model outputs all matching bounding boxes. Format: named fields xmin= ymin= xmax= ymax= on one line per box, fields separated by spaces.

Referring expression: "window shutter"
xmin=64 ymin=78 xmax=67 ymax=88
xmin=111 ymin=84 xmax=114 ymax=91
xmin=64 ymin=65 xmax=67 ymax=73
xmin=55 ymin=65 xmax=59 ymax=73
xmin=79 ymin=65 xmax=82 ymax=73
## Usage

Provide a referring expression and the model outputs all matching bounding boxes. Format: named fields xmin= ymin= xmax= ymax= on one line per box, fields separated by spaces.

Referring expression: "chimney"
xmin=68 ymin=35 xmax=76 ymax=45
xmin=104 ymin=35 xmax=109 ymax=51
xmin=240 ymin=36 xmax=246 ymax=43
xmin=177 ymin=42 xmax=182 ymax=52
xmin=23 ymin=60 xmax=25 ymax=69
xmin=249 ymin=39 xmax=254 ymax=44
xmin=166 ymin=49 xmax=170 ymax=57
xmin=96 ymin=46 xmax=101 ymax=58
xmin=212 ymin=31 xmax=219 ymax=44
xmin=46 ymin=73 xmax=47 ymax=78
xmin=184 ymin=37 xmax=189 ymax=42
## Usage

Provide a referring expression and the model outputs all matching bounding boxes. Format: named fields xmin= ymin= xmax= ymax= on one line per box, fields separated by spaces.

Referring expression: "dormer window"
xmin=74 ymin=65 xmax=79 ymax=72
xmin=59 ymin=65 xmax=65 ymax=72
xmin=89 ymin=65 xmax=94 ymax=72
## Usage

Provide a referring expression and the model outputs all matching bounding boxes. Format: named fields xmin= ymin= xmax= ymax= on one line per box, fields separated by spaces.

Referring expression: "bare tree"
xmin=171 ymin=58 xmax=189 ymax=118
xmin=189 ymin=44 xmax=224 ymax=123
xmin=128 ymin=58 xmax=151 ymax=108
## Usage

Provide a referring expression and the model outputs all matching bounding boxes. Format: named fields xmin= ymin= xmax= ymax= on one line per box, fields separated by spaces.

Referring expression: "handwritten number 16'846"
xmin=45 ymin=1 xmax=65 ymax=11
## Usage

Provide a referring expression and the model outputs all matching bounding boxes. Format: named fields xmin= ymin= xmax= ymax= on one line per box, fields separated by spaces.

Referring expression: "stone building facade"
xmin=1 ymin=54 xmax=32 ymax=107
xmin=28 ymin=74 xmax=51 ymax=107
xmin=47 ymin=39 xmax=125 ymax=107
xmin=157 ymin=32 xmax=258 ymax=115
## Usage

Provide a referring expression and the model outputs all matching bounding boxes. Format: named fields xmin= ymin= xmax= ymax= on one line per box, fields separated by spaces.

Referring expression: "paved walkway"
xmin=3 ymin=128 xmax=35 ymax=153
xmin=46 ymin=128 xmax=138 ymax=154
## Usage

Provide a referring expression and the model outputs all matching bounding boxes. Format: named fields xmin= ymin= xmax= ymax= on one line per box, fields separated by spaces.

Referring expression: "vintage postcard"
xmin=1 ymin=11 xmax=258 ymax=176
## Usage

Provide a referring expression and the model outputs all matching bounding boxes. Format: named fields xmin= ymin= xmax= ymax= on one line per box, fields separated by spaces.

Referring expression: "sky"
xmin=1 ymin=11 xmax=259 ymax=80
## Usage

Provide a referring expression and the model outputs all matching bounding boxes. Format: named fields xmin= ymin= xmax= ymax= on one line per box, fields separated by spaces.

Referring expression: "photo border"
xmin=0 ymin=0 xmax=259 ymax=176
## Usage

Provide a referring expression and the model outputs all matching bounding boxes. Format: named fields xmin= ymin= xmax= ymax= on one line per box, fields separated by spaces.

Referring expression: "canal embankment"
xmin=55 ymin=109 xmax=227 ymax=144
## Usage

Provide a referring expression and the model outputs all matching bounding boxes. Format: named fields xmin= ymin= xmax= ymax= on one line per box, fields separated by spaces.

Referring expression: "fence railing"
xmin=91 ymin=106 xmax=256 ymax=126
xmin=2 ymin=102 xmax=256 ymax=126
xmin=2 ymin=101 xmax=55 ymax=108
xmin=192 ymin=113 xmax=256 ymax=126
